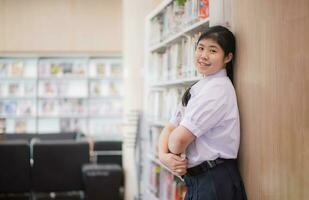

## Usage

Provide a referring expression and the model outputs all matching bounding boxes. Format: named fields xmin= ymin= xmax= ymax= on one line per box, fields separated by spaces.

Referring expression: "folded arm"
xmin=168 ymin=125 xmax=195 ymax=155
xmin=158 ymin=123 xmax=188 ymax=176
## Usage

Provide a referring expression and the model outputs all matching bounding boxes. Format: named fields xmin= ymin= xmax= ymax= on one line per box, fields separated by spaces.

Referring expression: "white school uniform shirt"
xmin=172 ymin=69 xmax=240 ymax=168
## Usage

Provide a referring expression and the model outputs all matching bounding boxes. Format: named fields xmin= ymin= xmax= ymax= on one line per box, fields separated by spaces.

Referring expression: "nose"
xmin=200 ymin=50 xmax=208 ymax=59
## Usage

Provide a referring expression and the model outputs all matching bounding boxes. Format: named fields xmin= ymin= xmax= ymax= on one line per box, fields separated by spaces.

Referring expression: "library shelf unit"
xmin=143 ymin=0 xmax=230 ymax=199
xmin=0 ymin=55 xmax=123 ymax=140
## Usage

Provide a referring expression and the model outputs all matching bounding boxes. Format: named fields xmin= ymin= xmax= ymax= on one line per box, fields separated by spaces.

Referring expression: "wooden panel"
xmin=232 ymin=0 xmax=309 ymax=199
xmin=0 ymin=0 xmax=122 ymax=53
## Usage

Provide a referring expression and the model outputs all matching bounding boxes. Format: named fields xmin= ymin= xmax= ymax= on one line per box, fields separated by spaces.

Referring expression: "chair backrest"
xmin=93 ymin=141 xmax=123 ymax=167
xmin=31 ymin=140 xmax=90 ymax=192
xmin=0 ymin=140 xmax=31 ymax=193
xmin=3 ymin=132 xmax=77 ymax=142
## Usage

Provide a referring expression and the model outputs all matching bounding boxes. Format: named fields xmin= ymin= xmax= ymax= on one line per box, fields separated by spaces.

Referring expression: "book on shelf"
xmin=90 ymin=81 xmax=109 ymax=97
xmin=0 ymin=63 xmax=8 ymax=77
xmin=15 ymin=119 xmax=27 ymax=133
xmin=60 ymin=118 xmax=85 ymax=133
xmin=110 ymin=63 xmax=123 ymax=78
xmin=39 ymin=99 xmax=59 ymax=116
xmin=148 ymin=162 xmax=187 ymax=200
xmin=147 ymin=90 xmax=164 ymax=121
xmin=175 ymin=180 xmax=187 ymax=200
xmin=89 ymin=99 xmax=123 ymax=117
xmin=8 ymin=82 xmax=20 ymax=96
xmin=149 ymin=163 xmax=161 ymax=197
xmin=109 ymin=82 xmax=122 ymax=96
xmin=149 ymin=0 xmax=208 ymax=46
xmin=149 ymin=126 xmax=163 ymax=157
xmin=39 ymin=80 xmax=86 ymax=98
xmin=24 ymin=82 xmax=36 ymax=96
xmin=3 ymin=100 xmax=17 ymax=115
xmin=0 ymin=118 xmax=6 ymax=133
xmin=96 ymin=63 xmax=107 ymax=77
xmin=150 ymin=33 xmax=202 ymax=84
xmin=18 ymin=100 xmax=36 ymax=115
xmin=50 ymin=63 xmax=63 ymax=76
xmin=58 ymin=99 xmax=86 ymax=115
xmin=199 ymin=0 xmax=209 ymax=19
xmin=62 ymin=62 xmax=73 ymax=75
xmin=159 ymin=169 xmax=175 ymax=200
xmin=41 ymin=81 xmax=57 ymax=96
xmin=39 ymin=60 xmax=86 ymax=77
xmin=72 ymin=62 xmax=86 ymax=76
xmin=88 ymin=120 xmax=123 ymax=139
xmin=9 ymin=61 xmax=24 ymax=77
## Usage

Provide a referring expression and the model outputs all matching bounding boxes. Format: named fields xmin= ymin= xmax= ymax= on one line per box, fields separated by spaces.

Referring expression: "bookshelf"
xmin=0 ymin=56 xmax=123 ymax=140
xmin=143 ymin=0 xmax=230 ymax=199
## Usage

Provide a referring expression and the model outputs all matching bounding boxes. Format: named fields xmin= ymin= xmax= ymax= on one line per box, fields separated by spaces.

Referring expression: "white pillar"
xmin=122 ymin=0 xmax=161 ymax=200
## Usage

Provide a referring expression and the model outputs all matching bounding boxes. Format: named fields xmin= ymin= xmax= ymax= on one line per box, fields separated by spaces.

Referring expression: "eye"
xmin=197 ymin=46 xmax=204 ymax=51
xmin=209 ymin=49 xmax=217 ymax=53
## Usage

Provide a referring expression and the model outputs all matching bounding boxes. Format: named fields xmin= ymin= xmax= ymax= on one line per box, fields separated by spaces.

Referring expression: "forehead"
xmin=197 ymin=38 xmax=220 ymax=48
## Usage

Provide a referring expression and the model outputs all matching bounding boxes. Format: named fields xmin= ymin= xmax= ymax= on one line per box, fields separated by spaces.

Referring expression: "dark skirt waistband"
xmin=186 ymin=158 xmax=236 ymax=176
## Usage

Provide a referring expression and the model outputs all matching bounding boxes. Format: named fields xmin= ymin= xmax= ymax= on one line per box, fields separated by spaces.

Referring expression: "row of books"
xmin=88 ymin=62 xmax=123 ymax=78
xmin=39 ymin=60 xmax=123 ymax=78
xmin=88 ymin=121 xmax=123 ymax=140
xmin=0 ymin=61 xmax=26 ymax=77
xmin=0 ymin=100 xmax=36 ymax=116
xmin=0 ymin=80 xmax=123 ymax=98
xmin=3 ymin=118 xmax=122 ymax=138
xmin=149 ymin=33 xmax=202 ymax=83
xmin=39 ymin=99 xmax=123 ymax=117
xmin=149 ymin=0 xmax=209 ymax=45
xmin=147 ymin=87 xmax=187 ymax=122
xmin=88 ymin=99 xmax=123 ymax=117
xmin=39 ymin=99 xmax=86 ymax=116
xmin=0 ymin=59 xmax=123 ymax=79
xmin=90 ymin=81 xmax=123 ymax=97
xmin=38 ymin=81 xmax=88 ymax=97
xmin=59 ymin=118 xmax=86 ymax=133
xmin=148 ymin=162 xmax=187 ymax=200
xmin=0 ymin=99 xmax=123 ymax=117
xmin=0 ymin=82 xmax=36 ymax=97
xmin=38 ymin=60 xmax=87 ymax=77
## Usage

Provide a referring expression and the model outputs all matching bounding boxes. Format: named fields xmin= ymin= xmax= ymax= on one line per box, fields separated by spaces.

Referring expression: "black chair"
xmin=83 ymin=141 xmax=124 ymax=200
xmin=93 ymin=141 xmax=123 ymax=167
xmin=31 ymin=140 xmax=90 ymax=193
xmin=0 ymin=141 xmax=31 ymax=194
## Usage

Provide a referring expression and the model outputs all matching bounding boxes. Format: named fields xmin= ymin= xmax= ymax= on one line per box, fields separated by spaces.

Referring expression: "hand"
xmin=159 ymin=152 xmax=187 ymax=176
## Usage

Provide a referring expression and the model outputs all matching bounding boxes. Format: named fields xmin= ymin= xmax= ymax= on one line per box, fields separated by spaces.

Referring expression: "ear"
xmin=224 ymin=53 xmax=233 ymax=64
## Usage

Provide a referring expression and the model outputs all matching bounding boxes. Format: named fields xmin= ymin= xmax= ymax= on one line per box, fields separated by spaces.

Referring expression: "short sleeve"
xmin=180 ymin=85 xmax=227 ymax=137
xmin=169 ymin=104 xmax=185 ymax=126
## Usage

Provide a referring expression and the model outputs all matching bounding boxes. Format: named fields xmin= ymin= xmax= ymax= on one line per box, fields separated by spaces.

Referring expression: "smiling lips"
xmin=198 ymin=61 xmax=211 ymax=67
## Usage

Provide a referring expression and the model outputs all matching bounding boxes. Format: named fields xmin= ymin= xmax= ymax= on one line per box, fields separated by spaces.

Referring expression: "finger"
xmin=171 ymin=154 xmax=186 ymax=162
xmin=173 ymin=168 xmax=187 ymax=176
xmin=171 ymin=157 xmax=188 ymax=165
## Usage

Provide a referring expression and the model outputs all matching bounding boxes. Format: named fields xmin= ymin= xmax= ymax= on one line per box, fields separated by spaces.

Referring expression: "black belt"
xmin=186 ymin=158 xmax=234 ymax=176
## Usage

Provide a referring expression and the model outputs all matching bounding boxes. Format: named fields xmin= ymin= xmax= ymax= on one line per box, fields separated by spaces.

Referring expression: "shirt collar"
xmin=203 ymin=68 xmax=227 ymax=79
xmin=190 ymin=69 xmax=227 ymax=96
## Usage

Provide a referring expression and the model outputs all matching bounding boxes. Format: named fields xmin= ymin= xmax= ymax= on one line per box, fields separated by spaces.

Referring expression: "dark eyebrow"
xmin=209 ymin=45 xmax=219 ymax=49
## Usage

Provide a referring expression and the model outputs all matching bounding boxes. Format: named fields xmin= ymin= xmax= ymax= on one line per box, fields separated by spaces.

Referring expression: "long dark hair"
xmin=182 ymin=25 xmax=236 ymax=106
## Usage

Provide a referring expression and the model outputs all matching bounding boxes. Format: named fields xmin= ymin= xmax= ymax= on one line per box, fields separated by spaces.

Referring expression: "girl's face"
xmin=195 ymin=38 xmax=232 ymax=76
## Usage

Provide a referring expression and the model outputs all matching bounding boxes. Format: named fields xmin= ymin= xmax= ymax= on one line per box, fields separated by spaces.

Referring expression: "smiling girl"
xmin=158 ymin=26 xmax=247 ymax=200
